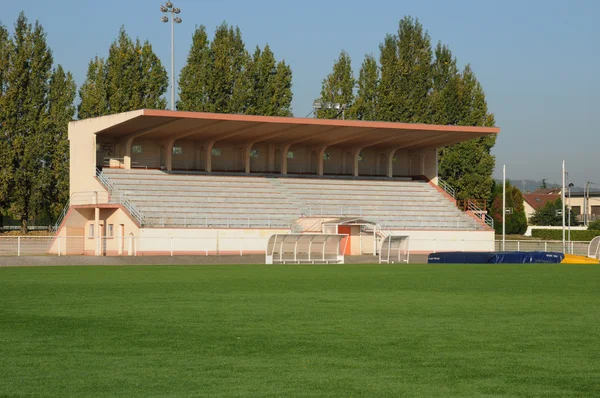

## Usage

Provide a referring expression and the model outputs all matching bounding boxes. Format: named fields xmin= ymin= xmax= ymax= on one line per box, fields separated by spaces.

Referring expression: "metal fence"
xmin=495 ymin=240 xmax=591 ymax=256
xmin=2 ymin=236 xmax=592 ymax=258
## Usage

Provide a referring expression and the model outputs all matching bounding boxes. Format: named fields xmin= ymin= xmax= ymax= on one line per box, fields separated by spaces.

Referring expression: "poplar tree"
xmin=316 ymin=50 xmax=355 ymax=119
xmin=78 ymin=57 xmax=108 ymax=119
xmin=395 ymin=16 xmax=432 ymax=123
xmin=316 ymin=16 xmax=497 ymax=200
xmin=78 ymin=27 xmax=167 ymax=118
xmin=0 ymin=24 xmax=11 ymax=228
xmin=208 ymin=23 xmax=247 ymax=114
xmin=177 ymin=26 xmax=211 ymax=112
xmin=178 ymin=23 xmax=293 ymax=116
xmin=438 ymin=65 xmax=497 ymax=200
xmin=46 ymin=65 xmax=76 ymax=220
xmin=353 ymin=54 xmax=379 ymax=121
xmin=0 ymin=13 xmax=54 ymax=232
xmin=244 ymin=45 xmax=293 ymax=117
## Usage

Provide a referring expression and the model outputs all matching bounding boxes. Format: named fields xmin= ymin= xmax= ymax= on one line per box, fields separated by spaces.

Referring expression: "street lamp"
xmin=160 ymin=2 xmax=182 ymax=111
xmin=568 ymin=182 xmax=574 ymax=253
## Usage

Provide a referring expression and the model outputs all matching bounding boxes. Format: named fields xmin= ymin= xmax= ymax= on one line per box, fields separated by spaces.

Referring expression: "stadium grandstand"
xmin=52 ymin=109 xmax=499 ymax=256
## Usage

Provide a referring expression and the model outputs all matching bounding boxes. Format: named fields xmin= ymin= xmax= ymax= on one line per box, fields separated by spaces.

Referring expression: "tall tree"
xmin=319 ymin=16 xmax=497 ymax=200
xmin=0 ymin=24 xmax=12 ymax=229
xmin=316 ymin=50 xmax=355 ymax=119
xmin=45 ymin=65 xmax=76 ymax=221
xmin=177 ymin=25 xmax=211 ymax=112
xmin=78 ymin=27 xmax=167 ymax=118
xmin=395 ymin=16 xmax=432 ymax=123
xmin=0 ymin=13 xmax=54 ymax=232
xmin=429 ymin=43 xmax=460 ymax=125
xmin=244 ymin=45 xmax=293 ymax=117
xmin=437 ymin=65 xmax=497 ymax=200
xmin=78 ymin=57 xmax=107 ymax=119
xmin=208 ymin=23 xmax=248 ymax=114
xmin=178 ymin=23 xmax=292 ymax=116
xmin=489 ymin=182 xmax=528 ymax=235
xmin=353 ymin=54 xmax=379 ymax=121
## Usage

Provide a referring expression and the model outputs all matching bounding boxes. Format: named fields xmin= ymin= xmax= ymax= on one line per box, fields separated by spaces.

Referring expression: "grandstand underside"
xmin=55 ymin=109 xmax=499 ymax=256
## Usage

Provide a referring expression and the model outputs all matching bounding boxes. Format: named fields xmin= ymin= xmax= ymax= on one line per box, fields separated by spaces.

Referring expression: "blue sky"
xmin=3 ymin=0 xmax=599 ymax=187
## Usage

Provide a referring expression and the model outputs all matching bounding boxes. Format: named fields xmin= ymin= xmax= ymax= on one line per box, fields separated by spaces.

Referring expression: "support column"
xmin=352 ymin=147 xmax=363 ymax=177
xmin=123 ymin=137 xmax=134 ymax=169
xmin=205 ymin=141 xmax=215 ymax=173
xmin=317 ymin=147 xmax=327 ymax=176
xmin=164 ymin=139 xmax=175 ymax=172
xmin=281 ymin=144 xmax=291 ymax=175
xmin=386 ymin=148 xmax=398 ymax=178
xmin=244 ymin=143 xmax=252 ymax=174
xmin=94 ymin=207 xmax=100 ymax=256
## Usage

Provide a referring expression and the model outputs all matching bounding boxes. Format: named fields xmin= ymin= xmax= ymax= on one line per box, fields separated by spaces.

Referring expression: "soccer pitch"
xmin=1 ymin=264 xmax=599 ymax=397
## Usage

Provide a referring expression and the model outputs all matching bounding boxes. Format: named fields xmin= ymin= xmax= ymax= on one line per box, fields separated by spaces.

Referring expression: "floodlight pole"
xmin=562 ymin=160 xmax=566 ymax=254
xmin=568 ymin=183 xmax=574 ymax=253
xmin=171 ymin=14 xmax=174 ymax=111
xmin=502 ymin=164 xmax=506 ymax=251
xmin=160 ymin=2 xmax=182 ymax=111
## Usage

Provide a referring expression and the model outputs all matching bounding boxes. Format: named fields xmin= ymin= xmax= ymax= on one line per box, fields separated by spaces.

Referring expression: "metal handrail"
xmin=96 ymin=168 xmax=145 ymax=226
xmin=438 ymin=178 xmax=456 ymax=198
xmin=466 ymin=200 xmax=494 ymax=229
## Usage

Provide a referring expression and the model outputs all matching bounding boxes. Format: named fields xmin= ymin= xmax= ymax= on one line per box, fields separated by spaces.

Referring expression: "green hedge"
xmin=531 ymin=229 xmax=600 ymax=241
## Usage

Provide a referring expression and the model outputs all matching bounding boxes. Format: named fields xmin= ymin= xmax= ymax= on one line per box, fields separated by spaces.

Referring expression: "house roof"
xmin=531 ymin=188 xmax=562 ymax=195
xmin=523 ymin=194 xmax=560 ymax=211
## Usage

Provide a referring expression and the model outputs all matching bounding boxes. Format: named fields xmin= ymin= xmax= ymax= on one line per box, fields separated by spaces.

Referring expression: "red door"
xmin=338 ymin=226 xmax=352 ymax=255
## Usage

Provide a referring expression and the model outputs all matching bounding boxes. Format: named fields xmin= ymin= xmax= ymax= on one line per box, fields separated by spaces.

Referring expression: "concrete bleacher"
xmin=100 ymin=169 xmax=485 ymax=230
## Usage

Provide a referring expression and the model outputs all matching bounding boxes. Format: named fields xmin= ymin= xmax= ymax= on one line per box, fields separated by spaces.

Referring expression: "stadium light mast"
xmin=312 ymin=99 xmax=348 ymax=120
xmin=502 ymin=164 xmax=506 ymax=251
xmin=160 ymin=2 xmax=182 ymax=111
xmin=562 ymin=161 xmax=566 ymax=254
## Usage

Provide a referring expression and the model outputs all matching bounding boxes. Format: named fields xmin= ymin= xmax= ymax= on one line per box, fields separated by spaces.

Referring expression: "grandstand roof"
xmin=87 ymin=109 xmax=499 ymax=150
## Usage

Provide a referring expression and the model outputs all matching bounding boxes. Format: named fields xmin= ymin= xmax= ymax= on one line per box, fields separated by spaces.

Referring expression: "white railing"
xmin=495 ymin=240 xmax=591 ymax=256
xmin=142 ymin=216 xmax=294 ymax=229
xmin=437 ymin=178 xmax=456 ymax=198
xmin=378 ymin=218 xmax=487 ymax=231
xmin=465 ymin=200 xmax=494 ymax=230
xmin=300 ymin=206 xmax=363 ymax=217
xmin=96 ymin=168 xmax=145 ymax=226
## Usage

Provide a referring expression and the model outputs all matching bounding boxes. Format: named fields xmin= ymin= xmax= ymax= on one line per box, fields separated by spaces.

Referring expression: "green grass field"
xmin=1 ymin=264 xmax=599 ymax=397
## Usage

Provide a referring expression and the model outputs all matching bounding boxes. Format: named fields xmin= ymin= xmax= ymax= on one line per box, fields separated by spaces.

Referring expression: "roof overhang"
xmin=80 ymin=109 xmax=500 ymax=150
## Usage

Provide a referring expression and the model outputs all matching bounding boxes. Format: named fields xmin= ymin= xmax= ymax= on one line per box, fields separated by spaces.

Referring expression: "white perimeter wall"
xmin=136 ymin=227 xmax=494 ymax=255
xmin=137 ymin=228 xmax=290 ymax=255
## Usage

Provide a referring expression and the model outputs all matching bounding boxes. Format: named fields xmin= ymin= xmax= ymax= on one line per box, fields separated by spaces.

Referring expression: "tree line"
xmin=316 ymin=17 xmax=496 ymax=201
xmin=1 ymin=12 xmax=497 ymax=232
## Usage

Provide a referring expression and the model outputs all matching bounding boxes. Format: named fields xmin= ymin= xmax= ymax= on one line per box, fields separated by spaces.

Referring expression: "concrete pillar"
xmin=244 ymin=144 xmax=252 ymax=174
xmin=94 ymin=207 xmax=100 ymax=256
xmin=165 ymin=140 xmax=175 ymax=172
xmin=387 ymin=149 xmax=397 ymax=178
xmin=317 ymin=147 xmax=326 ymax=176
xmin=205 ymin=142 xmax=215 ymax=173
xmin=352 ymin=147 xmax=363 ymax=177
xmin=123 ymin=137 xmax=134 ymax=170
xmin=281 ymin=144 xmax=291 ymax=175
